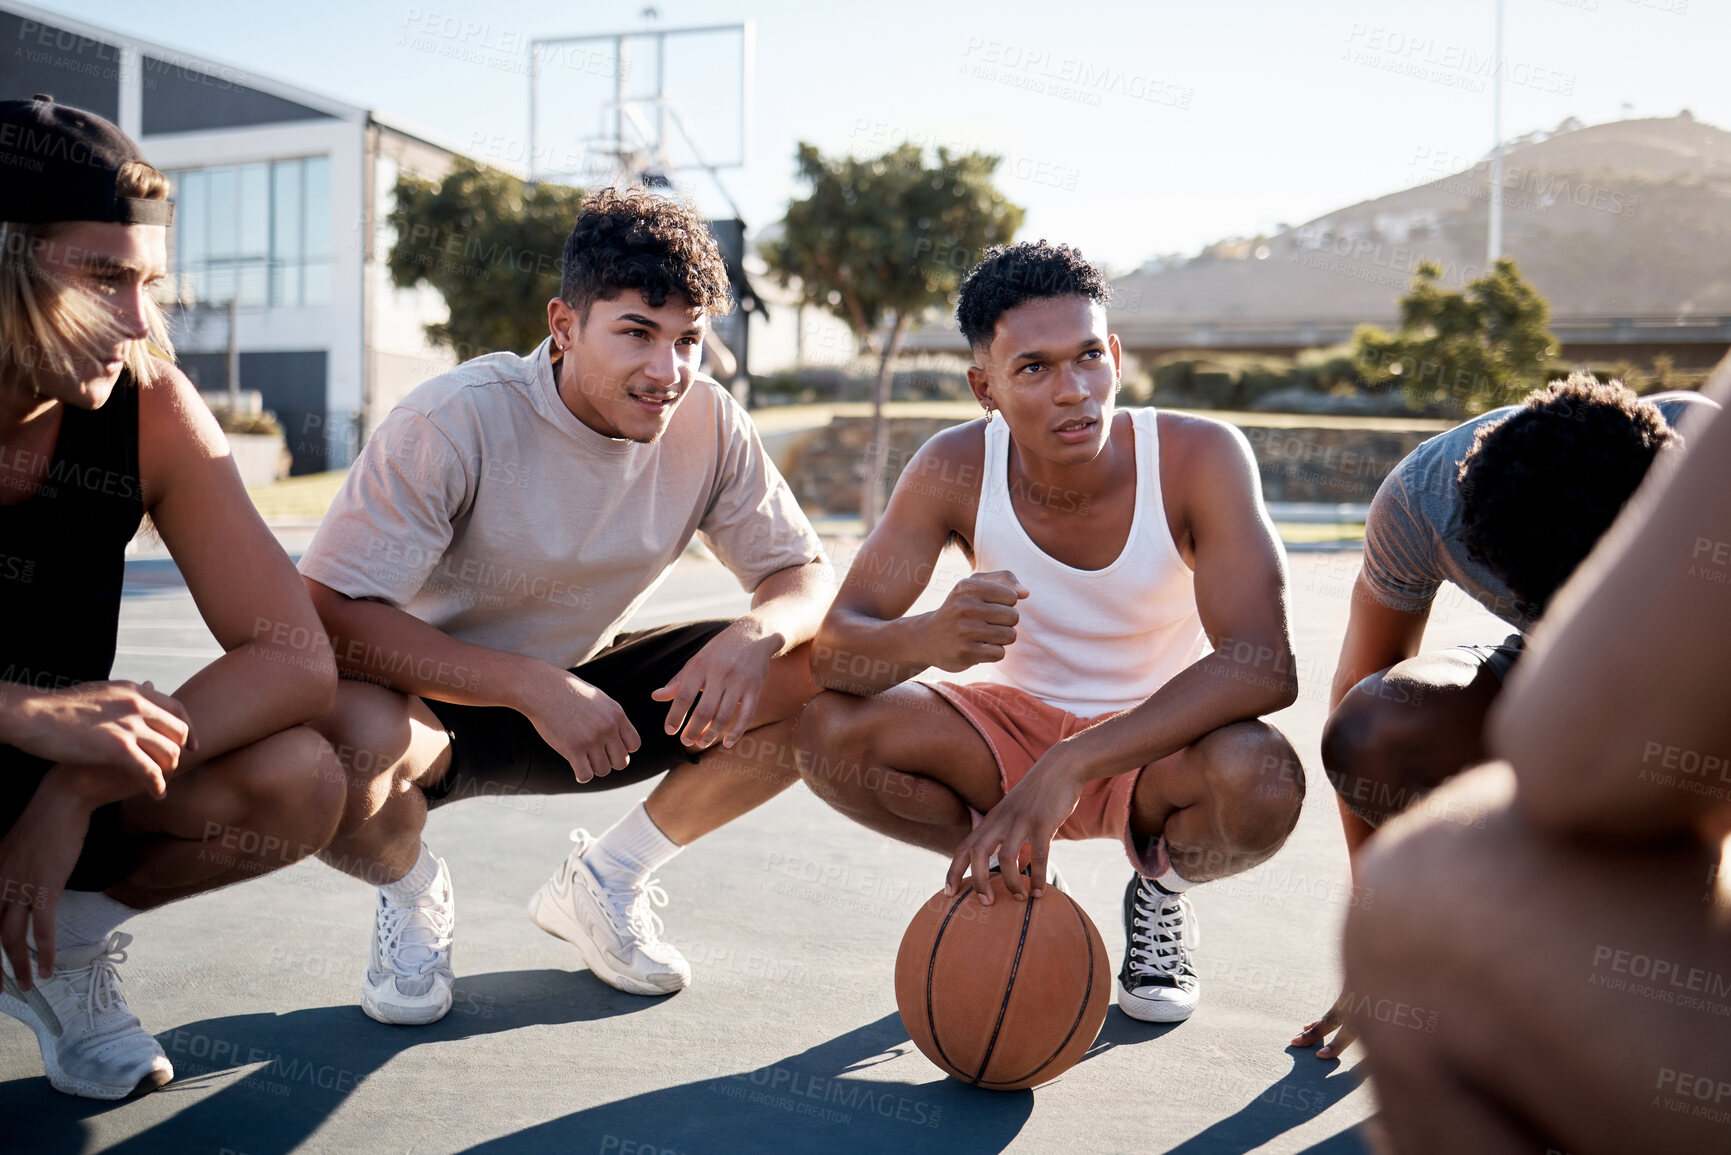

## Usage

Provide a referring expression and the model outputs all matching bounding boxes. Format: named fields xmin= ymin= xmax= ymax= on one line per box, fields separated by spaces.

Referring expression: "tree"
xmin=386 ymin=159 xmax=586 ymax=359
xmin=1352 ymin=257 xmax=1558 ymax=417
xmin=762 ymin=143 xmax=1024 ymax=528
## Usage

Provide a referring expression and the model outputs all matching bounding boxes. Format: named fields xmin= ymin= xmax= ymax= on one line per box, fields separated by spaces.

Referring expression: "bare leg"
xmin=641 ymin=643 xmax=817 ymax=845
xmin=1129 ymin=719 xmax=1306 ymax=882
xmin=1347 ymin=763 xmax=1731 ymax=1154
xmin=313 ymin=646 xmax=822 ymax=884
xmin=109 ymin=726 xmax=345 ymax=908
xmin=793 ymin=685 xmax=1004 ymax=854
xmin=309 ymin=680 xmax=452 ymax=886
xmin=1322 ymin=651 xmax=1505 ymax=827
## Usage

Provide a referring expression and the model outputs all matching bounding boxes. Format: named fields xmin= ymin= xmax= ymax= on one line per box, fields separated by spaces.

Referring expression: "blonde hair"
xmin=0 ymin=161 xmax=176 ymax=394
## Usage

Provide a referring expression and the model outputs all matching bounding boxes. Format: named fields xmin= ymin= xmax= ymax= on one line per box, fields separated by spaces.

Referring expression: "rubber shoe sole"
xmin=526 ymin=882 xmax=685 ymax=997
xmin=359 ymin=975 xmax=453 ymax=1026
xmin=1116 ymin=980 xmax=1200 ymax=1023
xmin=1 ymin=982 xmax=172 ymax=1099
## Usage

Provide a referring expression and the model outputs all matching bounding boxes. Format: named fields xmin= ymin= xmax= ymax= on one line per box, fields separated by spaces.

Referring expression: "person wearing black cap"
xmin=0 ymin=96 xmax=344 ymax=1100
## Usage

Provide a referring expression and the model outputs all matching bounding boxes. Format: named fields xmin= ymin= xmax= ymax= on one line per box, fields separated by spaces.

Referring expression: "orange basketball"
xmin=895 ymin=874 xmax=1111 ymax=1091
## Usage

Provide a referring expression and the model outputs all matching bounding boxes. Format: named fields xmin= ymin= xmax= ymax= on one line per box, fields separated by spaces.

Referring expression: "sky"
xmin=33 ymin=0 xmax=1730 ymax=273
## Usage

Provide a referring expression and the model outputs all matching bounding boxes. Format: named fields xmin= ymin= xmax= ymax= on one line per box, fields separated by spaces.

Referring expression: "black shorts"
xmin=0 ymin=747 xmax=145 ymax=893
xmin=419 ymin=620 xmax=733 ymax=810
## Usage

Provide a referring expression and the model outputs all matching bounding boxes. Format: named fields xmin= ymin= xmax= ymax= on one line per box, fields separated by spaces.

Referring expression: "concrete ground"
xmin=0 ymin=536 xmax=1509 ymax=1154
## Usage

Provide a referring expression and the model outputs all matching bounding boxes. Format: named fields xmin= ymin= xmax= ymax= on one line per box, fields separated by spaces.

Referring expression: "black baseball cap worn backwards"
xmin=0 ymin=94 xmax=173 ymax=226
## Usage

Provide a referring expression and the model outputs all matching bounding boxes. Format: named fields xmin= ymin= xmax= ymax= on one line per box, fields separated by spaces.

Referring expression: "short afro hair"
xmin=955 ymin=240 xmax=1109 ymax=355
xmin=560 ymin=186 xmax=733 ymax=322
xmin=1458 ymin=372 xmax=1680 ymax=620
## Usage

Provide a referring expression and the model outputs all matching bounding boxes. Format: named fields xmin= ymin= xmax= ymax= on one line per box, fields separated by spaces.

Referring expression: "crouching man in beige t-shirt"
xmin=296 ymin=188 xmax=831 ymax=1025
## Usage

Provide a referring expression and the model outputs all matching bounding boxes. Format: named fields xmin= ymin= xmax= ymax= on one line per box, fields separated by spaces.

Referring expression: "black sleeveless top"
xmin=0 ymin=370 xmax=144 ymax=692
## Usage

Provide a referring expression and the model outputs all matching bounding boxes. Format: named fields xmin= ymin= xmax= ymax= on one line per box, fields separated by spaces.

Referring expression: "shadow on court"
xmin=0 ymin=967 xmax=647 ymax=1154
xmin=461 ymin=1013 xmax=1036 ymax=1154
xmin=1161 ymin=1050 xmax=1370 ymax=1155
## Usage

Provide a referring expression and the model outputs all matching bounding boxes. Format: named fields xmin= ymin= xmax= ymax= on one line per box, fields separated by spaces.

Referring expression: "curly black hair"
xmin=955 ymin=240 xmax=1109 ymax=354
xmin=1458 ymin=372 xmax=1679 ymax=619
xmin=560 ymin=186 xmax=733 ymax=322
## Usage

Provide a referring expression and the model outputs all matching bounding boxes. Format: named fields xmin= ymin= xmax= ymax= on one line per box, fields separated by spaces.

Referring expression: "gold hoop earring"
xmin=984 ymin=407 xmax=995 ymax=422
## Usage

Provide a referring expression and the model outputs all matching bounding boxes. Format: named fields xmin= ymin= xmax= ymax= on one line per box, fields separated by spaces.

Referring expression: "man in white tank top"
xmin=795 ymin=241 xmax=1306 ymax=1024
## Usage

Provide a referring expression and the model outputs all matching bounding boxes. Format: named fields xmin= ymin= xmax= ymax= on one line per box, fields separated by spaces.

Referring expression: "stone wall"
xmin=1241 ymin=425 xmax=1436 ymax=503
xmin=781 ymin=416 xmax=964 ymax=516
xmin=779 ymin=414 xmax=1443 ymax=514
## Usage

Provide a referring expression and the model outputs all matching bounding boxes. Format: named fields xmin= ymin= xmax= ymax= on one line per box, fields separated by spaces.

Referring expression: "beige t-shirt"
xmin=299 ymin=338 xmax=823 ymax=668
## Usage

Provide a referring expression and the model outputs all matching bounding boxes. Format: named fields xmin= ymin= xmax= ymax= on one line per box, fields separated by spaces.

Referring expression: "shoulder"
xmin=394 ymin=350 xmax=535 ymax=422
xmin=133 ymin=357 xmax=245 ymax=511
xmin=907 ymin=418 xmax=988 ymax=485
xmin=884 ymin=418 xmax=987 ymax=532
xmin=1154 ymin=408 xmax=1254 ymax=477
xmin=135 ymin=356 xmax=224 ymax=453
xmin=1388 ymin=408 xmax=1513 ymax=489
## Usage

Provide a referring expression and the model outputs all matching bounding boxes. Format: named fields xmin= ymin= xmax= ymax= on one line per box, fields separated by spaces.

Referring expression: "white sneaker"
xmin=362 ymin=856 xmax=455 ymax=1026
xmin=1117 ymin=874 xmax=1202 ymax=1023
xmin=0 ymin=931 xmax=173 ymax=1099
xmin=527 ymin=829 xmax=690 ymax=996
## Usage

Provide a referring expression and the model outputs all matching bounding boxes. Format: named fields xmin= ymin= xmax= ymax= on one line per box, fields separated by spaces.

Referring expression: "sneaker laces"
xmin=1127 ymin=887 xmax=1198 ymax=980
xmin=65 ymin=932 xmax=132 ymax=1030
xmin=567 ymin=828 xmax=671 ymax=945
xmin=601 ymin=878 xmax=669 ymax=943
xmin=377 ymin=891 xmax=453 ymax=978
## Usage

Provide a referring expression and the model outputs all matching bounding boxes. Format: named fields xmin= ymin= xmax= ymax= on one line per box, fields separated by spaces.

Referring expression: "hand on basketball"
xmin=652 ymin=625 xmax=774 ymax=750
xmin=0 ymin=778 xmax=91 ymax=989
xmin=2 ymin=681 xmax=193 ymax=799
xmin=520 ymin=667 xmax=640 ymax=784
xmin=1292 ymin=986 xmax=1358 ymax=1059
xmin=946 ymin=756 xmax=1085 ymax=905
xmin=927 ymin=570 xmax=1029 ymax=673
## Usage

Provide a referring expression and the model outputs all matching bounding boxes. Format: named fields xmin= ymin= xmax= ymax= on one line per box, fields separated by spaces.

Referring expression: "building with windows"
xmin=2 ymin=1 xmax=463 ymax=472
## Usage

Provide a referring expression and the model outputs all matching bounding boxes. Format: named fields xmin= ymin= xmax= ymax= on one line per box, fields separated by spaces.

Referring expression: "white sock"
xmin=53 ymin=890 xmax=136 ymax=950
xmin=587 ymin=802 xmax=682 ymax=887
xmin=380 ymin=843 xmax=440 ymax=903
xmin=1150 ymin=864 xmax=1195 ymax=894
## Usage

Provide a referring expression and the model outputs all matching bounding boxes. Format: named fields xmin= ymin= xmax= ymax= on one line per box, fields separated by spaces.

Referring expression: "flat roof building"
xmin=2 ymin=1 xmax=464 ymax=472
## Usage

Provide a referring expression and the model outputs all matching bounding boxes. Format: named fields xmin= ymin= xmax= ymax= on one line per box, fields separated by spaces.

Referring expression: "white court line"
xmin=114 ymin=646 xmax=223 ymax=659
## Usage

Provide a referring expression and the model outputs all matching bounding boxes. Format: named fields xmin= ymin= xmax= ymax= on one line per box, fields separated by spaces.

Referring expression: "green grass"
xmin=247 ymin=470 xmax=349 ymax=521
xmin=1275 ymin=521 xmax=1365 ymax=545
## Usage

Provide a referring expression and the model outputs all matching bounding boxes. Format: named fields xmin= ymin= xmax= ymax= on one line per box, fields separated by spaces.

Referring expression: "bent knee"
xmin=1196 ymin=721 xmax=1305 ymax=848
xmin=1322 ymin=686 xmax=1438 ymax=825
xmin=794 ymin=691 xmax=886 ymax=800
xmin=795 ymin=690 xmax=868 ymax=763
xmin=227 ymin=725 xmax=345 ymax=836
xmin=312 ymin=679 xmax=419 ymax=787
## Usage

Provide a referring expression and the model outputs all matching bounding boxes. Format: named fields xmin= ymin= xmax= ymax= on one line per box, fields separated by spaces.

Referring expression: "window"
xmin=168 ymin=155 xmax=331 ymax=307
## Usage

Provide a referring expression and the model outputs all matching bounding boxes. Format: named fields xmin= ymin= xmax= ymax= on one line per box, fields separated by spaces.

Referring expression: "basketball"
xmin=895 ymin=874 xmax=1111 ymax=1091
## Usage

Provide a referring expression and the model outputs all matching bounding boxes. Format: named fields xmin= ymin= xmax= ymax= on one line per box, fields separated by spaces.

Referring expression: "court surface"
xmin=0 ymin=538 xmax=1511 ymax=1153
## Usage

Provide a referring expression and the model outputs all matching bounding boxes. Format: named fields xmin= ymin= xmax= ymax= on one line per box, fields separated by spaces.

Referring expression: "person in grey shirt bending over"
xmin=299 ymin=188 xmax=831 ymax=1026
xmin=1293 ymin=370 xmax=1717 ymax=1059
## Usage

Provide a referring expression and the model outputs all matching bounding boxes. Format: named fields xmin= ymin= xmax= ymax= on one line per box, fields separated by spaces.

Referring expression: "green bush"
xmin=1150 ymin=353 xmax=1326 ymax=409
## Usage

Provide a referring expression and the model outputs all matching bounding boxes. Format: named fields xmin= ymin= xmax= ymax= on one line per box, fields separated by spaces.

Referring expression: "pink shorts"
xmin=927 ymin=681 xmax=1169 ymax=878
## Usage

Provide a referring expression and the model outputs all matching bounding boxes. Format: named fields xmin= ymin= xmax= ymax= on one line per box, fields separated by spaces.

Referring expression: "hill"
xmin=1110 ymin=113 xmax=1731 ymax=322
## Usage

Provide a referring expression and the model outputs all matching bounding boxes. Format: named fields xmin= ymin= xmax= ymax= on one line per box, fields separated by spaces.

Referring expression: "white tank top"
xmin=969 ymin=408 xmax=1210 ymax=716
